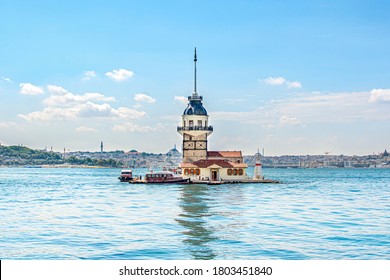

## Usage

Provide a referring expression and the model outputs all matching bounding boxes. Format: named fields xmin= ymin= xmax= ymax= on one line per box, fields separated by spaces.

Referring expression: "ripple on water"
xmin=1 ymin=167 xmax=390 ymax=259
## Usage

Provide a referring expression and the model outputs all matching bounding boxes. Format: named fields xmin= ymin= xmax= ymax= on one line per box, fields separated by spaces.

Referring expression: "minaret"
xmin=253 ymin=149 xmax=263 ymax=179
xmin=100 ymin=141 xmax=103 ymax=160
xmin=194 ymin=47 xmax=197 ymax=95
xmin=177 ymin=49 xmax=213 ymax=163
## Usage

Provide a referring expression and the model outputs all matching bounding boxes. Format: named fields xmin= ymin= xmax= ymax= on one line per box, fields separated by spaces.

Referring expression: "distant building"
xmin=177 ymin=49 xmax=248 ymax=181
xmin=166 ymin=145 xmax=181 ymax=157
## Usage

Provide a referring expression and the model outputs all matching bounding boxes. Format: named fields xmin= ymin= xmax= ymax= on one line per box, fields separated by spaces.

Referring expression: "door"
xmin=211 ymin=170 xmax=218 ymax=181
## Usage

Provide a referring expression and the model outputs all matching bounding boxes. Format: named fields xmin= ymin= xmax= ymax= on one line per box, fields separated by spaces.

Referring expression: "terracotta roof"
xmin=195 ymin=159 xmax=233 ymax=168
xmin=230 ymin=162 xmax=248 ymax=168
xmin=207 ymin=151 xmax=243 ymax=158
xmin=182 ymin=159 xmax=248 ymax=169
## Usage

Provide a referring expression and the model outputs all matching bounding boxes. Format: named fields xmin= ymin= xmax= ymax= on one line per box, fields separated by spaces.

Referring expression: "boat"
xmin=118 ymin=169 xmax=133 ymax=182
xmin=130 ymin=171 xmax=190 ymax=184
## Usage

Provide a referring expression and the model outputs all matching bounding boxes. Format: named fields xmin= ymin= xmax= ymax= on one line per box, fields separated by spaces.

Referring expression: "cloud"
xmin=0 ymin=121 xmax=17 ymax=128
xmin=263 ymin=76 xmax=286 ymax=86
xmin=286 ymin=81 xmax=302 ymax=89
xmin=82 ymin=70 xmax=96 ymax=81
xmin=174 ymin=96 xmax=188 ymax=105
xmin=262 ymin=76 xmax=302 ymax=89
xmin=75 ymin=126 xmax=98 ymax=133
xmin=279 ymin=115 xmax=302 ymax=126
xmin=1 ymin=76 xmax=13 ymax=83
xmin=19 ymin=83 xmax=44 ymax=95
xmin=47 ymin=85 xmax=68 ymax=95
xmin=18 ymin=103 xmax=145 ymax=122
xmin=134 ymin=93 xmax=156 ymax=103
xmin=18 ymin=85 xmax=146 ymax=122
xmin=211 ymin=90 xmax=390 ymax=128
xmin=112 ymin=122 xmax=154 ymax=133
xmin=44 ymin=91 xmax=116 ymax=107
xmin=369 ymin=89 xmax=390 ymax=103
xmin=105 ymin=68 xmax=134 ymax=81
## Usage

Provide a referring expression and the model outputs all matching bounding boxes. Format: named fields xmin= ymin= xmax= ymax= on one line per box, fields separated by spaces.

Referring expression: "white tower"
xmin=177 ymin=48 xmax=213 ymax=162
xmin=253 ymin=149 xmax=263 ymax=179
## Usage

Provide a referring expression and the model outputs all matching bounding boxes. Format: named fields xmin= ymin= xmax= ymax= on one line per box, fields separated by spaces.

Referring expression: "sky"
xmin=1 ymin=0 xmax=389 ymax=155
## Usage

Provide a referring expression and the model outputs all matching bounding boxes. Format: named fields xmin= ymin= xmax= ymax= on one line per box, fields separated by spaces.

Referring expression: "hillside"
xmin=0 ymin=145 xmax=64 ymax=165
xmin=0 ymin=145 xmax=122 ymax=167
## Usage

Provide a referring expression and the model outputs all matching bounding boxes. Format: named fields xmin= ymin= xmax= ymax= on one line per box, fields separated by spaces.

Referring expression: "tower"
xmin=177 ymin=48 xmax=213 ymax=162
xmin=253 ymin=149 xmax=263 ymax=179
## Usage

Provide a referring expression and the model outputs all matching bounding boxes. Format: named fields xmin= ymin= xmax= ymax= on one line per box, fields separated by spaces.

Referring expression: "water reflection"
xmin=175 ymin=184 xmax=217 ymax=259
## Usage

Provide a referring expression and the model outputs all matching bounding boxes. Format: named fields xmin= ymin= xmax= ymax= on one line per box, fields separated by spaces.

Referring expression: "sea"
xmin=0 ymin=167 xmax=389 ymax=260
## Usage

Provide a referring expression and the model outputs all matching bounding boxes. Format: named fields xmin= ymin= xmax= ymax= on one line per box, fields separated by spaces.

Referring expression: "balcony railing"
xmin=177 ymin=125 xmax=213 ymax=132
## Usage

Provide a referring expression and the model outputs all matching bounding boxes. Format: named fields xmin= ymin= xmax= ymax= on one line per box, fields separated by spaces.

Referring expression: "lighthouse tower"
xmin=253 ymin=149 xmax=263 ymax=179
xmin=177 ymin=48 xmax=213 ymax=163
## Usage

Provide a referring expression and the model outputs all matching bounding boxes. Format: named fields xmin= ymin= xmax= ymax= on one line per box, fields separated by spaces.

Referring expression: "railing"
xmin=177 ymin=125 xmax=213 ymax=132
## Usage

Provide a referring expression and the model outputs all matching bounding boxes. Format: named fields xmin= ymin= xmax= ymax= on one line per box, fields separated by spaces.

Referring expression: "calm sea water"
xmin=1 ymin=167 xmax=389 ymax=259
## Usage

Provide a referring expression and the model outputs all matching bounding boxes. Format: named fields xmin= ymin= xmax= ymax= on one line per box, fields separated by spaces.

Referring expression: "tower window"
xmin=189 ymin=120 xmax=194 ymax=127
xmin=197 ymin=120 xmax=202 ymax=127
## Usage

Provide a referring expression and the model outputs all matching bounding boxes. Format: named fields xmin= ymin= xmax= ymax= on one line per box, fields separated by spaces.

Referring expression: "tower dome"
xmin=183 ymin=96 xmax=208 ymax=115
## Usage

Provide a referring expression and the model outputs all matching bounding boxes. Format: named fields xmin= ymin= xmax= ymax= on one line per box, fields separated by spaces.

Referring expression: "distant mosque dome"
xmin=183 ymin=97 xmax=208 ymax=116
xmin=166 ymin=145 xmax=181 ymax=157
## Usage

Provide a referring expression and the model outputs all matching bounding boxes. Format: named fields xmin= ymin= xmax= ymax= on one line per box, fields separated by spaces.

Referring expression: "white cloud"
xmin=44 ymin=91 xmax=116 ymax=107
xmin=174 ymin=96 xmax=188 ymax=105
xmin=369 ymin=89 xmax=390 ymax=103
xmin=47 ymin=85 xmax=69 ymax=95
xmin=19 ymin=83 xmax=44 ymax=95
xmin=286 ymin=81 xmax=302 ymax=89
xmin=262 ymin=76 xmax=302 ymax=89
xmin=279 ymin=115 xmax=302 ymax=126
xmin=113 ymin=122 xmax=166 ymax=133
xmin=134 ymin=93 xmax=156 ymax=103
xmin=82 ymin=70 xmax=97 ymax=81
xmin=112 ymin=123 xmax=154 ymax=133
xmin=1 ymin=76 xmax=12 ymax=83
xmin=75 ymin=126 xmax=98 ymax=133
xmin=263 ymin=76 xmax=286 ymax=86
xmin=0 ymin=121 xmax=17 ymax=128
xmin=211 ymin=90 xmax=390 ymax=128
xmin=18 ymin=85 xmax=146 ymax=122
xmin=111 ymin=107 xmax=146 ymax=119
xmin=105 ymin=68 xmax=134 ymax=81
xmin=18 ymin=103 xmax=146 ymax=122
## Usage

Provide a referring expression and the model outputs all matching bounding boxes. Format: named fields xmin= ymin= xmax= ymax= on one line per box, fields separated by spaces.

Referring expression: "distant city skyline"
xmin=1 ymin=1 xmax=389 ymax=155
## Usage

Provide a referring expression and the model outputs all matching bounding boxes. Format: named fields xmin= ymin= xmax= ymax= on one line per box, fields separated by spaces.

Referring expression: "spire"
xmin=193 ymin=47 xmax=197 ymax=96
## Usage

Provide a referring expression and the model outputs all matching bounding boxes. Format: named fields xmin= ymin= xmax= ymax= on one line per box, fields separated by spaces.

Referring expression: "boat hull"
xmin=130 ymin=178 xmax=190 ymax=184
xmin=118 ymin=176 xmax=133 ymax=182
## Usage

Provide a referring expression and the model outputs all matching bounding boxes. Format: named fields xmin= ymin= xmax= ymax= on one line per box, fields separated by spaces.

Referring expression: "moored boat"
xmin=118 ymin=169 xmax=133 ymax=182
xmin=130 ymin=171 xmax=190 ymax=184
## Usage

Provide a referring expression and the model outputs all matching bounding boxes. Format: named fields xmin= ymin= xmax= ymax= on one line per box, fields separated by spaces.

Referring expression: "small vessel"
xmin=131 ymin=171 xmax=190 ymax=184
xmin=118 ymin=169 xmax=133 ymax=182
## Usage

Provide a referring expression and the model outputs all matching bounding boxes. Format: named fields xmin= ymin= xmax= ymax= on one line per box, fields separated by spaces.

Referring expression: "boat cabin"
xmin=118 ymin=169 xmax=133 ymax=182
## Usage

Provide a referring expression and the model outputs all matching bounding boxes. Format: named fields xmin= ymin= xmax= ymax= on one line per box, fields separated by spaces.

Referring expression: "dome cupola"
xmin=183 ymin=95 xmax=208 ymax=116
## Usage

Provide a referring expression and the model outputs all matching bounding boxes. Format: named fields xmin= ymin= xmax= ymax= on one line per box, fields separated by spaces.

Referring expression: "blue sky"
xmin=1 ymin=0 xmax=389 ymax=155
